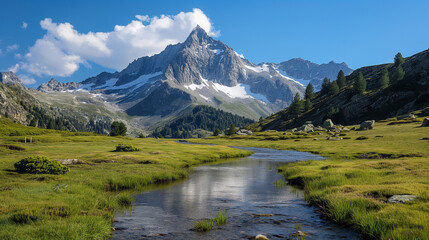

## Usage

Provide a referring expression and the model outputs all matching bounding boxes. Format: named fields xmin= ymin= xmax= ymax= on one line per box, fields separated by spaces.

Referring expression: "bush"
xmin=114 ymin=143 xmax=141 ymax=152
xmin=14 ymin=156 xmax=69 ymax=175
xmin=10 ymin=211 xmax=40 ymax=224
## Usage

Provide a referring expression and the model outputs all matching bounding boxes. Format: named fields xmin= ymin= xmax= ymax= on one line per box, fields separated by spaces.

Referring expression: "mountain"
xmin=0 ymin=73 xmax=111 ymax=133
xmin=1 ymin=72 xmax=25 ymax=89
xmin=39 ymin=26 xmax=305 ymax=124
xmin=249 ymin=49 xmax=429 ymax=131
xmin=275 ymin=58 xmax=353 ymax=90
xmin=38 ymin=78 xmax=81 ymax=92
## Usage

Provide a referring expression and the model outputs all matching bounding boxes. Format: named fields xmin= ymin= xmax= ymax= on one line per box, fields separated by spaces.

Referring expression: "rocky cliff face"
xmin=0 ymin=72 xmax=25 ymax=89
xmin=251 ymin=49 xmax=429 ymax=131
xmin=38 ymin=78 xmax=81 ymax=92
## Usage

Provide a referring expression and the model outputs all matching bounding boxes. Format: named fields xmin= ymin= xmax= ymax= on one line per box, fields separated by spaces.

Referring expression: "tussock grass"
xmin=213 ymin=210 xmax=227 ymax=225
xmin=0 ymin=117 xmax=252 ymax=239
xmin=191 ymin=118 xmax=429 ymax=239
xmin=193 ymin=219 xmax=214 ymax=232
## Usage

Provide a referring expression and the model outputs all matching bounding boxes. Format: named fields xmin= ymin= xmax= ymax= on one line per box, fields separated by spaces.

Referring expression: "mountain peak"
xmin=0 ymin=71 xmax=25 ymax=88
xmin=184 ymin=25 xmax=211 ymax=45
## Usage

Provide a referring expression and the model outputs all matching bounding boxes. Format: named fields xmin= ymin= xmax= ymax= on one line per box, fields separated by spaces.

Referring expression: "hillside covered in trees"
xmin=152 ymin=105 xmax=254 ymax=138
xmin=249 ymin=49 xmax=429 ymax=131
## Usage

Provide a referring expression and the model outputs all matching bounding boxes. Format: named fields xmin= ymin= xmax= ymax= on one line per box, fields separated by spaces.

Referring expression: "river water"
xmin=113 ymin=147 xmax=359 ymax=239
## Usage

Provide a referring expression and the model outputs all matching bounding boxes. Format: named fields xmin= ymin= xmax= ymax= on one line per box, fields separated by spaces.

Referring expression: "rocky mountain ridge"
xmin=250 ymin=49 xmax=429 ymax=131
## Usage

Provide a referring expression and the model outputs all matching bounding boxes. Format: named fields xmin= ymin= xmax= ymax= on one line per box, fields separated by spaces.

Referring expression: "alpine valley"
xmin=2 ymin=26 xmax=352 ymax=136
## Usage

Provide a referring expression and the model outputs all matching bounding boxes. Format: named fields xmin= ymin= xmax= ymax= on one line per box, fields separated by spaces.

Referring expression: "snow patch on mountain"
xmin=245 ymin=64 xmax=269 ymax=73
xmin=81 ymin=72 xmax=162 ymax=91
xmin=199 ymin=94 xmax=209 ymax=101
xmin=273 ymin=66 xmax=307 ymax=87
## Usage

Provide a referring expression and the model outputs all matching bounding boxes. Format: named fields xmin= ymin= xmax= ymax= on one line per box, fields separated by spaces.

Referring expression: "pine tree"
xmin=304 ymin=99 xmax=312 ymax=112
xmin=379 ymin=68 xmax=389 ymax=89
xmin=353 ymin=72 xmax=366 ymax=94
xmin=289 ymin=93 xmax=303 ymax=116
xmin=394 ymin=52 xmax=405 ymax=66
xmin=336 ymin=70 xmax=346 ymax=89
xmin=110 ymin=121 xmax=127 ymax=136
xmin=213 ymin=128 xmax=221 ymax=136
xmin=321 ymin=77 xmax=331 ymax=95
xmin=392 ymin=64 xmax=405 ymax=83
xmin=329 ymin=80 xmax=339 ymax=95
xmin=227 ymin=124 xmax=237 ymax=136
xmin=305 ymin=83 xmax=315 ymax=100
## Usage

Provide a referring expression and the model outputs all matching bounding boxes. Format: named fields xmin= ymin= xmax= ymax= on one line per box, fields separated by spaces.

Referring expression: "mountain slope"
xmin=152 ymin=105 xmax=254 ymax=138
xmin=275 ymin=58 xmax=353 ymax=90
xmin=250 ymin=49 xmax=429 ymax=131
xmin=38 ymin=26 xmax=305 ymax=123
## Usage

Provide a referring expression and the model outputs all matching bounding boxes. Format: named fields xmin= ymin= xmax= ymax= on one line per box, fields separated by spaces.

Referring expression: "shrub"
xmin=356 ymin=136 xmax=369 ymax=140
xmin=10 ymin=211 xmax=40 ymax=224
xmin=14 ymin=156 xmax=69 ymax=175
xmin=114 ymin=143 xmax=141 ymax=152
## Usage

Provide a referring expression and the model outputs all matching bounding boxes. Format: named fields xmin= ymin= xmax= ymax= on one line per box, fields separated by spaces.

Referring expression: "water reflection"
xmin=114 ymin=147 xmax=359 ymax=239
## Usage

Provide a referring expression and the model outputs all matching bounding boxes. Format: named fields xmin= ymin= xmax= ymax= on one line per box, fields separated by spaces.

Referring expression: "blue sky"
xmin=1 ymin=0 xmax=428 ymax=86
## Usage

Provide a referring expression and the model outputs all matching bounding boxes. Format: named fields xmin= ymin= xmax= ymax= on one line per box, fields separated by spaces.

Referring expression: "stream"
xmin=113 ymin=147 xmax=359 ymax=239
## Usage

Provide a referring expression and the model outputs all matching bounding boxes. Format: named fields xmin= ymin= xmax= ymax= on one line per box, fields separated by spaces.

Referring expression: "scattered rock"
xmin=318 ymin=132 xmax=323 ymax=135
xmin=313 ymin=138 xmax=318 ymax=141
xmin=297 ymin=123 xmax=314 ymax=133
xmin=322 ymin=119 xmax=334 ymax=129
xmin=327 ymin=137 xmax=341 ymax=141
xmin=397 ymin=113 xmax=416 ymax=120
xmin=375 ymin=135 xmax=384 ymax=138
xmin=236 ymin=129 xmax=253 ymax=135
xmin=420 ymin=137 xmax=429 ymax=140
xmin=387 ymin=195 xmax=417 ymax=203
xmin=359 ymin=120 xmax=375 ymax=130
xmin=291 ymin=231 xmax=307 ymax=237
xmin=421 ymin=118 xmax=429 ymax=127
xmin=255 ymin=234 xmax=269 ymax=240
xmin=57 ymin=159 xmax=83 ymax=165
xmin=314 ymin=126 xmax=326 ymax=131
xmin=342 ymin=127 xmax=350 ymax=131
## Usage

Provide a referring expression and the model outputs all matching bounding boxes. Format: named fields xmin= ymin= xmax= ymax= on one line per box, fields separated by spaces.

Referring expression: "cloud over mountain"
xmin=16 ymin=8 xmax=219 ymax=77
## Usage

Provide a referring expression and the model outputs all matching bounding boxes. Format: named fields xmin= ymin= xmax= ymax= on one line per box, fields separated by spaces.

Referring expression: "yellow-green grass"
xmin=0 ymin=118 xmax=252 ymax=240
xmin=190 ymin=118 xmax=429 ymax=240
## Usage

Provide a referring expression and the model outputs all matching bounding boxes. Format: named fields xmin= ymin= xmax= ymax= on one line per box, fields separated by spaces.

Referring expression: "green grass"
xmin=193 ymin=209 xmax=227 ymax=232
xmin=193 ymin=219 xmax=214 ymax=232
xmin=190 ymin=117 xmax=429 ymax=240
xmin=213 ymin=210 xmax=227 ymax=225
xmin=0 ymin=118 xmax=252 ymax=239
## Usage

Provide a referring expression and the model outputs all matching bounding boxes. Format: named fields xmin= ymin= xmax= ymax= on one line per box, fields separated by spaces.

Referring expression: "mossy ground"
xmin=0 ymin=118 xmax=252 ymax=240
xmin=190 ymin=117 xmax=429 ymax=240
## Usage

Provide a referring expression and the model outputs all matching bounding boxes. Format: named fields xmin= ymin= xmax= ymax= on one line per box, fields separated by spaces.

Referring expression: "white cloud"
xmin=22 ymin=21 xmax=28 ymax=29
xmin=18 ymin=74 xmax=36 ymax=85
xmin=8 ymin=63 xmax=20 ymax=73
xmin=6 ymin=44 xmax=19 ymax=52
xmin=18 ymin=8 xmax=219 ymax=77
xmin=135 ymin=15 xmax=150 ymax=22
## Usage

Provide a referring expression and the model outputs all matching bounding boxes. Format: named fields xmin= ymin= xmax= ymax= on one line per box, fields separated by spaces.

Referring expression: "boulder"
xmin=322 ymin=119 xmax=334 ymax=129
xmin=387 ymin=195 xmax=417 ymax=203
xmin=297 ymin=123 xmax=314 ymax=133
xmin=397 ymin=113 xmax=416 ymax=120
xmin=292 ymin=231 xmax=307 ymax=237
xmin=236 ymin=129 xmax=253 ymax=135
xmin=359 ymin=120 xmax=375 ymax=130
xmin=57 ymin=159 xmax=82 ymax=165
xmin=255 ymin=234 xmax=269 ymax=240
xmin=314 ymin=126 xmax=326 ymax=131
xmin=421 ymin=118 xmax=429 ymax=127
xmin=313 ymin=138 xmax=318 ymax=141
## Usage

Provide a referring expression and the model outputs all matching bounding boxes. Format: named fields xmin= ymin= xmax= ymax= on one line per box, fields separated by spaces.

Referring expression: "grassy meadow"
xmin=0 ymin=118 xmax=252 ymax=240
xmin=190 ymin=117 xmax=429 ymax=240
